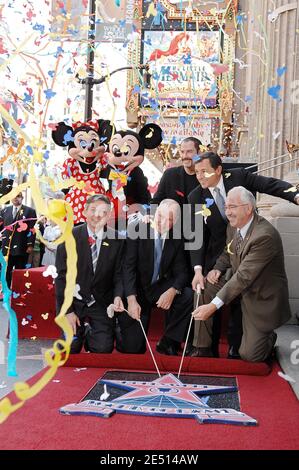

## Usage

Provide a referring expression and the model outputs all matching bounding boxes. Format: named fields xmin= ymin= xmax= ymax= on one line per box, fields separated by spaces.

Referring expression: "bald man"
xmin=124 ymin=199 xmax=193 ymax=356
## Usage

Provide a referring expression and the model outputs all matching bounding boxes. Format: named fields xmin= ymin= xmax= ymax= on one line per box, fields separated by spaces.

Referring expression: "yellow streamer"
xmin=0 ymin=107 xmax=77 ymax=425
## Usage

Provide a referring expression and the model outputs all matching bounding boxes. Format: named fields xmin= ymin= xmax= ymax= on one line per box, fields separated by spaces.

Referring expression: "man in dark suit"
xmin=192 ymin=187 xmax=291 ymax=362
xmin=188 ymin=152 xmax=299 ymax=357
xmin=151 ymin=137 xmax=202 ymax=206
xmin=55 ymin=194 xmax=143 ymax=354
xmin=124 ymin=199 xmax=193 ymax=355
xmin=0 ymin=192 xmax=36 ymax=286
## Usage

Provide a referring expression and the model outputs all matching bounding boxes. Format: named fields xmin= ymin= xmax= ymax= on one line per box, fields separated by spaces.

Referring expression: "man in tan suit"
xmin=192 ymin=186 xmax=291 ymax=362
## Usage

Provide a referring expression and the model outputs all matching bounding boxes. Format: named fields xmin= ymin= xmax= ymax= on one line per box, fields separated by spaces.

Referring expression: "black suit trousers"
xmin=70 ymin=302 xmax=144 ymax=354
xmin=138 ymin=278 xmax=193 ymax=344
xmin=6 ymin=254 xmax=29 ymax=287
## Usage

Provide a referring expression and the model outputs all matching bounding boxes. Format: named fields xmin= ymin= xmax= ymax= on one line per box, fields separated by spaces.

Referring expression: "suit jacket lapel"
xmin=222 ymin=171 xmax=236 ymax=195
xmin=160 ymin=232 xmax=175 ymax=275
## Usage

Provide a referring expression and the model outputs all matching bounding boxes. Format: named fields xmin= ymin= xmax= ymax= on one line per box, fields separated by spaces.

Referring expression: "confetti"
xmin=227 ymin=240 xmax=234 ymax=255
xmin=42 ymin=265 xmax=58 ymax=279
xmin=268 ymin=85 xmax=281 ymax=101
xmin=205 ymin=199 xmax=215 ymax=208
xmin=284 ymin=187 xmax=297 ymax=193
xmin=41 ymin=313 xmax=49 ymax=320
xmin=73 ymin=284 xmax=82 ymax=300
xmin=112 ymin=88 xmax=121 ymax=98
xmin=277 ymin=66 xmax=287 ymax=77
xmin=195 ymin=205 xmax=211 ymax=218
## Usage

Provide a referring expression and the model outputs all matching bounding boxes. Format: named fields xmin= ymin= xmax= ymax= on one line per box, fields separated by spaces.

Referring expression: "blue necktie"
xmin=151 ymin=234 xmax=163 ymax=284
xmin=214 ymin=187 xmax=227 ymax=220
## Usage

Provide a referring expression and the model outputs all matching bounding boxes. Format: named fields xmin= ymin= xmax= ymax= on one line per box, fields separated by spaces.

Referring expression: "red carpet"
xmin=65 ymin=349 xmax=271 ymax=376
xmin=65 ymin=309 xmax=271 ymax=376
xmin=11 ymin=267 xmax=60 ymax=339
xmin=0 ymin=363 xmax=298 ymax=450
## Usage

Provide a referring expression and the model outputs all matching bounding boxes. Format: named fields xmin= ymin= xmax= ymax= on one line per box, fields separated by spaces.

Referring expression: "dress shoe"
xmin=227 ymin=346 xmax=241 ymax=360
xmin=189 ymin=347 xmax=214 ymax=358
xmin=156 ymin=336 xmax=178 ymax=356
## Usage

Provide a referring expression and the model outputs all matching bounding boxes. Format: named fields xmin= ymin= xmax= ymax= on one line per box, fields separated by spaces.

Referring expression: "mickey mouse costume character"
xmin=52 ymin=119 xmax=114 ymax=224
xmin=103 ymin=123 xmax=163 ymax=218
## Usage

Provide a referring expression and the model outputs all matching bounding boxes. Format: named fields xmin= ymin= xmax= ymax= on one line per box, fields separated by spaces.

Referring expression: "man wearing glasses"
xmin=188 ymin=152 xmax=299 ymax=358
xmin=191 ymin=186 xmax=291 ymax=362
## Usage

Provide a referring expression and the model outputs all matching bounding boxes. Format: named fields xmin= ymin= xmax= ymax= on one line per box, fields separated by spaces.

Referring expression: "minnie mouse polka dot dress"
xmin=62 ymin=158 xmax=106 ymax=224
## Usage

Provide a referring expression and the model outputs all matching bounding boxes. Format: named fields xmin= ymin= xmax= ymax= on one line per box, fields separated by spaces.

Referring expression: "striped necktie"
xmin=91 ymin=234 xmax=98 ymax=273
xmin=235 ymin=230 xmax=243 ymax=254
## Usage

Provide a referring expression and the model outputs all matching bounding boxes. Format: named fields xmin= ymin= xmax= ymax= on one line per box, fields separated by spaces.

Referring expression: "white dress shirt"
xmin=208 ymin=175 xmax=227 ymax=203
xmin=87 ymin=226 xmax=104 ymax=255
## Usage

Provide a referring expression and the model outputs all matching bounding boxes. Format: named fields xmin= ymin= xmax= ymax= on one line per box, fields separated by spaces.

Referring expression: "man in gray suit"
xmin=192 ymin=186 xmax=291 ymax=362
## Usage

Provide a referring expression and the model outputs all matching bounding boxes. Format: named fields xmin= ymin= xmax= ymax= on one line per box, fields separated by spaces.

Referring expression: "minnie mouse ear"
xmin=139 ymin=123 xmax=163 ymax=150
xmin=52 ymin=122 xmax=73 ymax=147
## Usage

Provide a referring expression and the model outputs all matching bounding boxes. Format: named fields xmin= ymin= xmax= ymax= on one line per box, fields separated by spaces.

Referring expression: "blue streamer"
xmin=0 ymin=252 xmax=18 ymax=376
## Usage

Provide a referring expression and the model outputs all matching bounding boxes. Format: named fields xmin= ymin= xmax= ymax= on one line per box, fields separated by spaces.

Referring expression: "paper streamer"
xmin=0 ymin=107 xmax=76 ymax=424
xmin=0 ymin=253 xmax=18 ymax=377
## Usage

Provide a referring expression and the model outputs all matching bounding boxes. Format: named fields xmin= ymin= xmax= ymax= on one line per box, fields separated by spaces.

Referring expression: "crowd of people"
xmin=1 ymin=137 xmax=299 ymax=363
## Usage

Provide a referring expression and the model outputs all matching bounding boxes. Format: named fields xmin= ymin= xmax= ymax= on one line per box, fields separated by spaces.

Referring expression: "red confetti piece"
xmin=88 ymin=236 xmax=96 ymax=246
xmin=158 ymin=82 xmax=165 ymax=92
xmin=113 ymin=88 xmax=121 ymax=98
xmin=48 ymin=123 xmax=58 ymax=130
xmin=17 ymin=221 xmax=28 ymax=232
xmin=170 ymin=72 xmax=179 ymax=80
xmin=176 ymin=190 xmax=185 ymax=197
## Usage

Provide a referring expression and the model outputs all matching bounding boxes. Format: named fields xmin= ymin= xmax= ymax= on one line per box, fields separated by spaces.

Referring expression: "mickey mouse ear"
xmin=97 ymin=119 xmax=115 ymax=145
xmin=139 ymin=123 xmax=163 ymax=150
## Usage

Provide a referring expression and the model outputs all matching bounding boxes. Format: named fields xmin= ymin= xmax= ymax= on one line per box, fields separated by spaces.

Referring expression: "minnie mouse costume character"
xmin=52 ymin=119 xmax=114 ymax=223
xmin=103 ymin=123 xmax=163 ymax=217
